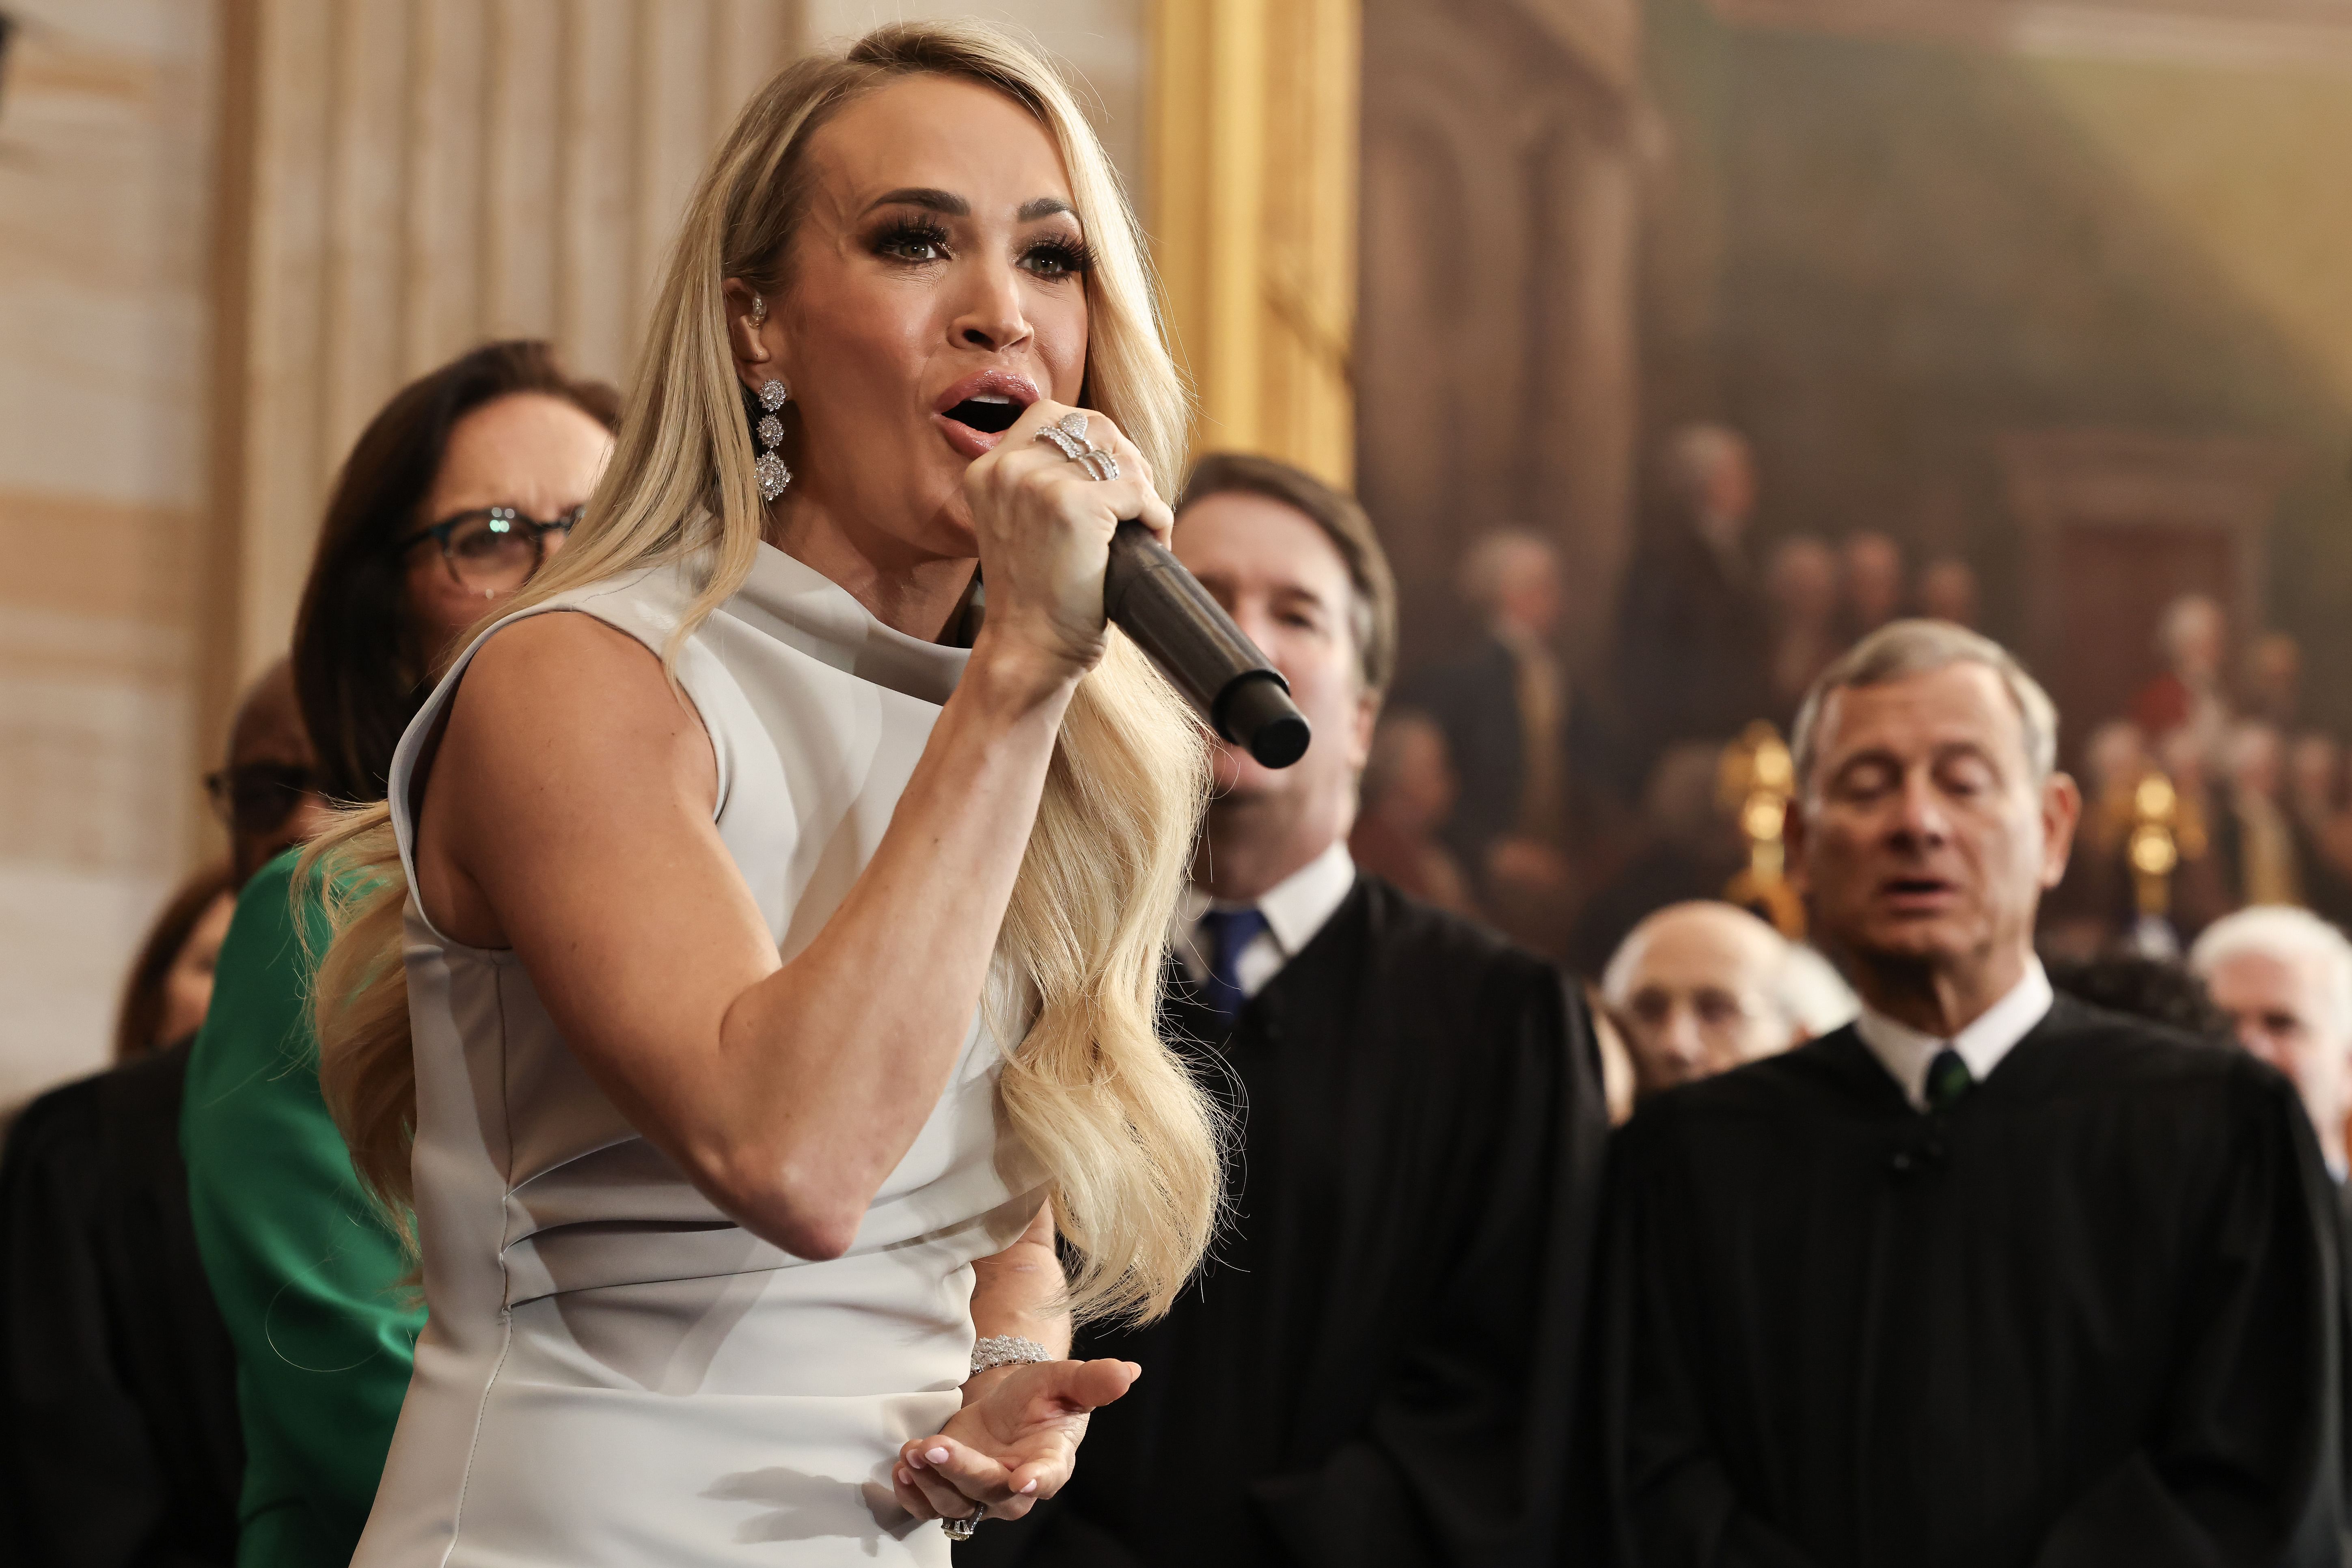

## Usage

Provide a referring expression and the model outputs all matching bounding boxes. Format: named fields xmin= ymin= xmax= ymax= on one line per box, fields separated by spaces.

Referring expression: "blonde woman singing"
xmin=309 ymin=23 xmax=1221 ymax=1566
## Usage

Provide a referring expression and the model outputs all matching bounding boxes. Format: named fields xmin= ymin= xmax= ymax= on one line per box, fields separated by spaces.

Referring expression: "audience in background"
xmin=2289 ymin=732 xmax=2352 ymax=927
xmin=1762 ymin=534 xmax=1840 ymax=717
xmin=206 ymin=659 xmax=332 ymax=885
xmin=1599 ymin=619 xmax=2344 ymax=1564
xmin=2246 ymin=630 xmax=2304 ymax=731
xmin=1613 ymin=423 xmax=1772 ymax=787
xmin=1915 ymin=553 xmax=1980 ymax=628
xmin=181 ymin=340 xmax=618 ymax=1568
xmin=1348 ymin=707 xmax=1473 ymax=914
xmin=110 ymin=864 xmax=237 ymax=1066
xmin=1 ymin=865 xmax=248 ymax=1568
xmin=1569 ymin=741 xmax=1746 ymax=976
xmin=973 ymin=454 xmax=1606 ymax=1568
xmin=2045 ymin=953 xmax=2233 ymax=1038
xmin=2133 ymin=592 xmax=2231 ymax=755
xmin=1400 ymin=528 xmax=1572 ymax=890
xmin=1598 ymin=900 xmax=1854 ymax=1101
xmin=2220 ymin=720 xmax=2302 ymax=909
xmin=1836 ymin=529 xmax=1905 ymax=643
xmin=2192 ymin=906 xmax=2352 ymax=1182
xmin=0 ymin=645 xmax=331 ymax=1568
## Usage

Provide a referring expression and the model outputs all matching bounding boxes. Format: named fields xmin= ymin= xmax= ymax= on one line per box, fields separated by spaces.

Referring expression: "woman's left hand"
xmin=892 ymin=1357 xmax=1140 ymax=1526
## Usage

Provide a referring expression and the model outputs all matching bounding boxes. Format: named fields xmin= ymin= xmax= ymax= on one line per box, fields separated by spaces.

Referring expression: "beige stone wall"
xmin=0 ymin=2 xmax=220 ymax=1106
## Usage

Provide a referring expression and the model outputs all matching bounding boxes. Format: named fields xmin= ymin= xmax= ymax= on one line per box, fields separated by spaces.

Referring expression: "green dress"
xmin=181 ymin=848 xmax=422 ymax=1568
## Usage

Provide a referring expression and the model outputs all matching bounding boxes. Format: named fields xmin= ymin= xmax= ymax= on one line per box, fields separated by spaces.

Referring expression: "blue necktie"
xmin=1197 ymin=907 xmax=1270 ymax=1027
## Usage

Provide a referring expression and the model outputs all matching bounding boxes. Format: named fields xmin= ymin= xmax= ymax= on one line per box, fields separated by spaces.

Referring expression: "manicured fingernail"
xmin=896 ymin=1467 xmax=911 ymax=1485
xmin=927 ymin=1447 xmax=951 ymax=1464
xmin=1020 ymin=1479 xmax=1038 ymax=1494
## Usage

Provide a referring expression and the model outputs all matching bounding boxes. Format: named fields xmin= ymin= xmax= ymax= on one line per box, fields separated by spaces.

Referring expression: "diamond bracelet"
xmin=969 ymin=1335 xmax=1054 ymax=1375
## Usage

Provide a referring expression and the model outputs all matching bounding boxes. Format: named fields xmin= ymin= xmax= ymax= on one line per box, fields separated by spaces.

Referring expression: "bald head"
xmin=215 ymin=658 xmax=328 ymax=884
xmin=1602 ymin=902 xmax=1813 ymax=1100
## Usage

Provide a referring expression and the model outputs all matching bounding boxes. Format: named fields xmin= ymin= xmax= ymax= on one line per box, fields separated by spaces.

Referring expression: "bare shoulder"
xmin=416 ymin=610 xmax=722 ymax=946
xmin=429 ymin=609 xmax=719 ymax=838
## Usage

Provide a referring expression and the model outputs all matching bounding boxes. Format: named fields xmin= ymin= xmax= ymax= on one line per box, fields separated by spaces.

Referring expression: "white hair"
xmin=1790 ymin=618 xmax=2059 ymax=792
xmin=1599 ymin=902 xmax=1856 ymax=1036
xmin=2190 ymin=906 xmax=2352 ymax=1046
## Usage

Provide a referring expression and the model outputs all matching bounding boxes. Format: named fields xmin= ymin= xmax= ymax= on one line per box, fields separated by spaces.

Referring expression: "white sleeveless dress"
xmin=354 ymin=543 xmax=1045 ymax=1567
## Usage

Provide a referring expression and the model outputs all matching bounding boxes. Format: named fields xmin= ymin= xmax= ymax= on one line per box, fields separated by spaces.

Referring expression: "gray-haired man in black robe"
xmin=966 ymin=454 xmax=1608 ymax=1567
xmin=1596 ymin=620 xmax=2344 ymax=1566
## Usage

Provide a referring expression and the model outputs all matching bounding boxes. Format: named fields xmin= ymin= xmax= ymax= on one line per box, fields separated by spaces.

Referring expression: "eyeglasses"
xmin=204 ymin=762 xmax=322 ymax=837
xmin=393 ymin=504 xmax=584 ymax=593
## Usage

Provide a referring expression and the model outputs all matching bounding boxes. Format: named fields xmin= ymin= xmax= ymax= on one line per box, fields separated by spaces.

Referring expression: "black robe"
xmin=1596 ymin=996 xmax=2343 ymax=1568
xmin=966 ymin=874 xmax=1609 ymax=1567
xmin=0 ymin=1041 xmax=244 ymax=1568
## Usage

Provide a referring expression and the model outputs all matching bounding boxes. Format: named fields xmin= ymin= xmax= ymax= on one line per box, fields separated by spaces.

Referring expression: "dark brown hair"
xmin=1176 ymin=451 xmax=1398 ymax=695
xmin=114 ymin=861 xmax=237 ymax=1061
xmin=291 ymin=340 xmax=621 ymax=803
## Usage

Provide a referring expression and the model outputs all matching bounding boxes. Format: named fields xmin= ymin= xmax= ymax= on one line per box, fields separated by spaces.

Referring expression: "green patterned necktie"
xmin=1925 ymin=1046 xmax=1974 ymax=1111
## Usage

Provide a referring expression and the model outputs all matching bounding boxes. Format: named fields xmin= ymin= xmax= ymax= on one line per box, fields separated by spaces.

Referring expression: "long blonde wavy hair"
xmin=304 ymin=21 xmax=1220 ymax=1325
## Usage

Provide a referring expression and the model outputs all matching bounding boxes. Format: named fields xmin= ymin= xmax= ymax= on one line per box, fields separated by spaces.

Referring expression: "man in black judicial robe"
xmin=1597 ymin=619 xmax=2344 ymax=1568
xmin=967 ymin=454 xmax=1608 ymax=1568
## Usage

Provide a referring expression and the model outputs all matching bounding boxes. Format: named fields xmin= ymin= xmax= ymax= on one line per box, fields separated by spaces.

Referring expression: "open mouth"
xmin=943 ymin=395 xmax=1023 ymax=436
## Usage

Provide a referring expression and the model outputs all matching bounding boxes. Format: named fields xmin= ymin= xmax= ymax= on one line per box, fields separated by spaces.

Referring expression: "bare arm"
xmin=411 ymin=399 xmax=1169 ymax=1260
xmin=894 ymin=1202 xmax=1141 ymax=1527
xmin=967 ymin=1200 xmax=1073 ymax=1363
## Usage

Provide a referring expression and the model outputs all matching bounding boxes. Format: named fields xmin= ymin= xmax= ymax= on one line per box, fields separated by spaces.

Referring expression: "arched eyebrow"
xmin=861 ymin=189 xmax=1075 ymax=224
xmin=867 ymin=187 xmax=966 ymax=217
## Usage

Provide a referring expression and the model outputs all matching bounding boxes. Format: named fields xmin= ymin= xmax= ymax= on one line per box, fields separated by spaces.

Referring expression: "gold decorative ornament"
xmin=1719 ymin=721 xmax=1805 ymax=938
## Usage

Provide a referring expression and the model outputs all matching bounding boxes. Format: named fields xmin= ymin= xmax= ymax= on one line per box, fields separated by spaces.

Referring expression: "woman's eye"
xmin=876 ymin=224 xmax=949 ymax=263
xmin=1022 ymin=240 xmax=1089 ymax=279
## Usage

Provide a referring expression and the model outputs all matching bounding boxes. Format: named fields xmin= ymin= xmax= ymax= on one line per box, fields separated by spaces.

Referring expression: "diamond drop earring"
xmin=754 ymin=379 xmax=792 ymax=501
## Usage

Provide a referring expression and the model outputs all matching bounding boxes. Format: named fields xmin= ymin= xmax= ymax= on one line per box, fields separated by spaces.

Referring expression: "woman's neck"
xmin=766 ymin=496 xmax=978 ymax=642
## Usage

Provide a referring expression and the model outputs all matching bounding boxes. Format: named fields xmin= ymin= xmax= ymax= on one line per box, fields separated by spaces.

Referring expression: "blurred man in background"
xmin=2134 ymin=593 xmax=2230 ymax=756
xmin=2218 ymin=720 xmax=2303 ymax=909
xmin=1763 ymin=535 xmax=1841 ymax=719
xmin=1613 ymin=423 xmax=1772 ymax=789
xmin=2193 ymin=906 xmax=2352 ymax=1182
xmin=1599 ymin=900 xmax=1854 ymax=1101
xmin=1916 ymin=554 xmax=1981 ymax=629
xmin=1837 ymin=530 xmax=1906 ymax=643
xmin=1402 ymin=527 xmax=1571 ymax=889
xmin=2245 ymin=631 xmax=2304 ymax=732
xmin=1349 ymin=708 xmax=1474 ymax=914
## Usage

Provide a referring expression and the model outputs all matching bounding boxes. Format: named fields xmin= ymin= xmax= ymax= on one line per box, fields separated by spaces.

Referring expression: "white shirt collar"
xmin=1178 ymin=841 xmax=1357 ymax=990
xmin=1853 ymin=959 xmax=2055 ymax=1112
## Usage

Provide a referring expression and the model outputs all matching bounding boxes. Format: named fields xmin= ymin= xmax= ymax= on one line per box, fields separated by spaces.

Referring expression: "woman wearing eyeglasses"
xmin=182 ymin=340 xmax=617 ymax=1568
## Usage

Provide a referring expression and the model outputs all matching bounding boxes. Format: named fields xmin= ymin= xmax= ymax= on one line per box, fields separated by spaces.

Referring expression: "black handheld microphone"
xmin=1103 ymin=519 xmax=1312 ymax=768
